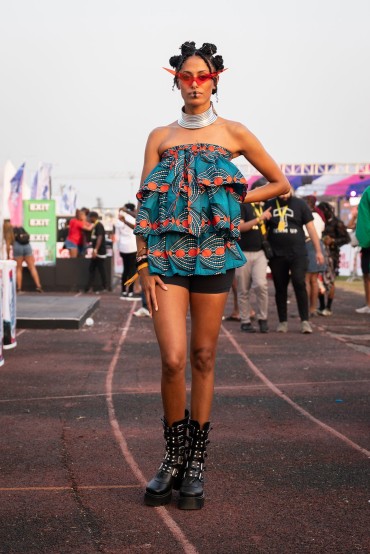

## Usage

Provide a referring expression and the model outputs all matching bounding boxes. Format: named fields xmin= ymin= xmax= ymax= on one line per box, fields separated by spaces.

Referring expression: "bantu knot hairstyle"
xmin=169 ymin=41 xmax=225 ymax=94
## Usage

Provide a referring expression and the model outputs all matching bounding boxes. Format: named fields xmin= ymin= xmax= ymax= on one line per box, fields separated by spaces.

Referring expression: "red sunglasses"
xmin=163 ymin=67 xmax=227 ymax=86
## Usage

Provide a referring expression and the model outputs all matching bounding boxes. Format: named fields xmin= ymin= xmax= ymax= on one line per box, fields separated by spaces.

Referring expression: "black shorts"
xmin=161 ymin=269 xmax=235 ymax=294
xmin=361 ymin=248 xmax=370 ymax=275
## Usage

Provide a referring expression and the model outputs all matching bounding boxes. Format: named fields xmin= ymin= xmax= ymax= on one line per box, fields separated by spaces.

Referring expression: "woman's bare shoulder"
xmin=146 ymin=123 xmax=178 ymax=148
xmin=219 ymin=117 xmax=253 ymax=137
xmin=216 ymin=117 xmax=257 ymax=157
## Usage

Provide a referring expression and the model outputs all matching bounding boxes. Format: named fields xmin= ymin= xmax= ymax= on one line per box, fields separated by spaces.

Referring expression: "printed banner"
xmin=1 ymin=260 xmax=17 ymax=350
xmin=23 ymin=199 xmax=57 ymax=265
xmin=0 ymin=266 xmax=4 ymax=365
xmin=30 ymin=162 xmax=52 ymax=200
xmin=8 ymin=162 xmax=25 ymax=227
xmin=0 ymin=166 xmax=4 ymax=258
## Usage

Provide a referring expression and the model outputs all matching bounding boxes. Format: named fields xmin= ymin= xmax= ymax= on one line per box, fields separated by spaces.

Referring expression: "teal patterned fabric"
xmin=135 ymin=143 xmax=248 ymax=276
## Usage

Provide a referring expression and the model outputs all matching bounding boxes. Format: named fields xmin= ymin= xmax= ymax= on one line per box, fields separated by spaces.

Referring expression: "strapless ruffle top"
xmin=134 ymin=143 xmax=248 ymax=276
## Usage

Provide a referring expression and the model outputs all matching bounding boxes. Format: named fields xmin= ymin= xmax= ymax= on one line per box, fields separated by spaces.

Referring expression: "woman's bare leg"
xmin=24 ymin=255 xmax=42 ymax=289
xmin=152 ymin=284 xmax=189 ymax=426
xmin=310 ymin=273 xmax=319 ymax=313
xmin=16 ymin=258 xmax=23 ymax=291
xmin=306 ymin=273 xmax=319 ymax=314
xmin=69 ymin=248 xmax=78 ymax=258
xmin=189 ymin=291 xmax=229 ymax=427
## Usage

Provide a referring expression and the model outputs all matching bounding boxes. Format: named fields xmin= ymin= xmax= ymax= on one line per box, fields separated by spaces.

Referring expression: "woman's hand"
xmin=323 ymin=235 xmax=334 ymax=246
xmin=139 ymin=268 xmax=168 ymax=316
xmin=316 ymin=251 xmax=325 ymax=266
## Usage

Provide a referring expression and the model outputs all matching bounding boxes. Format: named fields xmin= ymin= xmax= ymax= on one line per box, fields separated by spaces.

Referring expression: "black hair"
xmin=317 ymin=201 xmax=335 ymax=219
xmin=89 ymin=211 xmax=99 ymax=219
xmin=169 ymin=41 xmax=224 ymax=94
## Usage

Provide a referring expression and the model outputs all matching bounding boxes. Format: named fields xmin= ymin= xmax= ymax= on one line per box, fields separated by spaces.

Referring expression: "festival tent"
xmin=287 ymin=175 xmax=320 ymax=189
xmin=247 ymin=175 xmax=264 ymax=188
xmin=324 ymin=174 xmax=370 ymax=197
xmin=295 ymin=174 xmax=347 ymax=197
xmin=346 ymin=179 xmax=370 ymax=196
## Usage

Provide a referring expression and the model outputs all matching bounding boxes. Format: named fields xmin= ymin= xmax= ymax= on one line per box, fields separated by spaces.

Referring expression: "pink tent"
xmin=247 ymin=175 xmax=263 ymax=188
xmin=324 ymin=174 xmax=370 ymax=196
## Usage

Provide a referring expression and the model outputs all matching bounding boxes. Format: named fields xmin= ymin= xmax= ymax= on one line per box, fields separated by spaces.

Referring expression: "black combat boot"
xmin=178 ymin=419 xmax=211 ymax=510
xmin=144 ymin=411 xmax=189 ymax=506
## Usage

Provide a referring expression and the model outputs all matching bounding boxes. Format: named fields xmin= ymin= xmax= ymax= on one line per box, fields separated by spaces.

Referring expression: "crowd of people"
xmin=230 ymin=187 xmax=355 ymax=334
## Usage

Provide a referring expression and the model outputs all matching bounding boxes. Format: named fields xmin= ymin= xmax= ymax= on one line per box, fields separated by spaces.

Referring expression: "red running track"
xmin=0 ymin=283 xmax=369 ymax=553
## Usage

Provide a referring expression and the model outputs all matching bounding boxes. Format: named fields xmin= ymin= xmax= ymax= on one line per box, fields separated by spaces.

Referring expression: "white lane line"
xmin=16 ymin=329 xmax=27 ymax=337
xmin=313 ymin=323 xmax=370 ymax=356
xmin=0 ymin=485 xmax=142 ymax=492
xmin=105 ymin=308 xmax=199 ymax=554
xmin=222 ymin=325 xmax=370 ymax=459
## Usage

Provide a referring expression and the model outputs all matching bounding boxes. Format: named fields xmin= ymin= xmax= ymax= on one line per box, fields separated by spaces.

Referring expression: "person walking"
xmin=265 ymin=188 xmax=325 ymax=333
xmin=317 ymin=202 xmax=350 ymax=316
xmin=236 ymin=181 xmax=272 ymax=333
xmin=303 ymin=195 xmax=326 ymax=317
xmin=133 ymin=41 xmax=290 ymax=510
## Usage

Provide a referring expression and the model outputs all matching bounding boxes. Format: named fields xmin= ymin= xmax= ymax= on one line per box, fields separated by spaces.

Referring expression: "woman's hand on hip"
xmin=139 ymin=269 xmax=167 ymax=316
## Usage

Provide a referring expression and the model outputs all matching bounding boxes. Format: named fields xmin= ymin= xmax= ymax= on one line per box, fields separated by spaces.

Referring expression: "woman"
xmin=265 ymin=188 xmax=325 ymax=334
xmin=134 ymin=41 xmax=290 ymax=510
xmin=7 ymin=222 xmax=43 ymax=293
xmin=65 ymin=209 xmax=93 ymax=258
xmin=317 ymin=202 xmax=350 ymax=315
xmin=303 ymin=195 xmax=326 ymax=317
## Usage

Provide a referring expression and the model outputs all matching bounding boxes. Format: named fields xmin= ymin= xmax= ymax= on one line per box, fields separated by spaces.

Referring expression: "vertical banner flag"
xmin=30 ymin=170 xmax=38 ymax=200
xmin=38 ymin=163 xmax=52 ymax=199
xmin=0 ymin=165 xmax=4 ymax=257
xmin=8 ymin=162 xmax=25 ymax=227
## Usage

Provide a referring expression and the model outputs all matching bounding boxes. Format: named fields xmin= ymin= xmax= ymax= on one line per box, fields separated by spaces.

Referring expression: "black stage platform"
xmin=16 ymin=295 xmax=100 ymax=330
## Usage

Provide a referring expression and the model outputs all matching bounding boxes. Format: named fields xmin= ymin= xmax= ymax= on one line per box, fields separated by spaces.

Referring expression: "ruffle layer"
xmin=135 ymin=144 xmax=247 ymax=240
xmin=146 ymin=232 xmax=246 ymax=276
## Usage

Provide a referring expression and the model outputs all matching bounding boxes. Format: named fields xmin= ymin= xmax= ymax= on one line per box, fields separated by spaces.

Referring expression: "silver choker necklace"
xmin=178 ymin=103 xmax=218 ymax=129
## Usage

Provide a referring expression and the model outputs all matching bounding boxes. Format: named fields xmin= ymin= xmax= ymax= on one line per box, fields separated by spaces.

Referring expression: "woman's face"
xmin=177 ymin=55 xmax=216 ymax=107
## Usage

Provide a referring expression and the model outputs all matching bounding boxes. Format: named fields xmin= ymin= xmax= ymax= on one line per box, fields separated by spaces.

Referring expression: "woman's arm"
xmin=306 ymin=220 xmax=325 ymax=265
xmin=232 ymin=124 xmax=290 ymax=203
xmin=136 ymin=129 xmax=169 ymax=315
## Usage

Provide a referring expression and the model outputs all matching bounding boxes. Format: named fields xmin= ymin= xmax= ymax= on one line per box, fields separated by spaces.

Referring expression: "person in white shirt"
xmin=116 ymin=203 xmax=137 ymax=299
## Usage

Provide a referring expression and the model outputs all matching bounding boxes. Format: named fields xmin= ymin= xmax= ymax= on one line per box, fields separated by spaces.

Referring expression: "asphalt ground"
xmin=1 ymin=282 xmax=369 ymax=554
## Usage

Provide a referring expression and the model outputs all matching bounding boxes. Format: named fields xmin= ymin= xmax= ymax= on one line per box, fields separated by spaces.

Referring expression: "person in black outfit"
xmin=85 ymin=212 xmax=107 ymax=292
xmin=265 ymin=189 xmax=324 ymax=333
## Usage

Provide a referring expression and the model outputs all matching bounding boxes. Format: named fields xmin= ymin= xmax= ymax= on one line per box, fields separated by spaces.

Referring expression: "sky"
xmin=1 ymin=0 xmax=370 ymax=208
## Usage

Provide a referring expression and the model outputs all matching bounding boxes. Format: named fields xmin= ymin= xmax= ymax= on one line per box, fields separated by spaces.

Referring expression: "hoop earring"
xmin=216 ymin=91 xmax=219 ymax=103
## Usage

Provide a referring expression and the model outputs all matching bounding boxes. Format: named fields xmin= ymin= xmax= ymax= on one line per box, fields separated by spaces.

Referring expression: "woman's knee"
xmin=161 ymin=353 xmax=186 ymax=382
xmin=191 ymin=346 xmax=215 ymax=376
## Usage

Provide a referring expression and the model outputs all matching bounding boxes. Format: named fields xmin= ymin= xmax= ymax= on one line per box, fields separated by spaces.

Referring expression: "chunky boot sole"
xmin=178 ymin=494 xmax=204 ymax=510
xmin=144 ymin=489 xmax=172 ymax=506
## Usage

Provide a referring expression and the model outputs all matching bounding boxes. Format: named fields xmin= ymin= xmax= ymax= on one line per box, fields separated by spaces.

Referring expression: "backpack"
xmin=14 ymin=226 xmax=30 ymax=245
